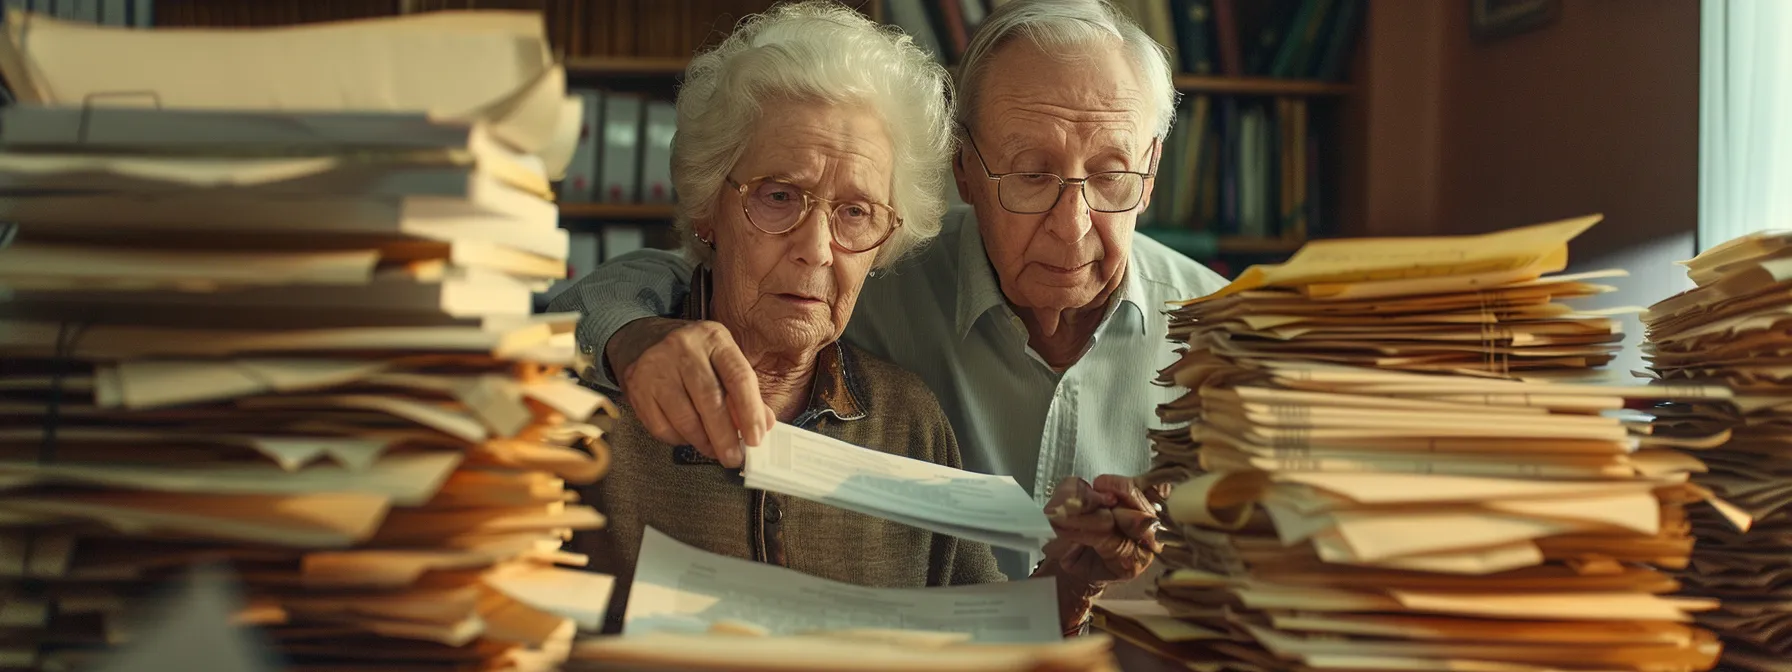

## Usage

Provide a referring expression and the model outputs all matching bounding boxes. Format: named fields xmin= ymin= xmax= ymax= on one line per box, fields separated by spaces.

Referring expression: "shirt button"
xmin=580 ymin=344 xmax=594 ymax=354
xmin=763 ymin=498 xmax=784 ymax=524
xmin=1043 ymin=483 xmax=1056 ymax=498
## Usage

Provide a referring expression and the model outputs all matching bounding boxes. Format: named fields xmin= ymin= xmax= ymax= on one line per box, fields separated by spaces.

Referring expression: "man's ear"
xmin=951 ymin=147 xmax=973 ymax=203
xmin=1137 ymin=141 xmax=1165 ymax=216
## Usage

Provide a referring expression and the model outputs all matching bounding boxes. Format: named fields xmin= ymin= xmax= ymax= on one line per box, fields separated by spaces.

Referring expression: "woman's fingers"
xmin=620 ymin=319 xmax=772 ymax=467
xmin=706 ymin=328 xmax=770 ymax=449
xmin=681 ymin=359 xmax=742 ymax=467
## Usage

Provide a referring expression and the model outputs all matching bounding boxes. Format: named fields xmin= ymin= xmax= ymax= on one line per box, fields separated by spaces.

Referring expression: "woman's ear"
xmin=693 ymin=218 xmax=716 ymax=248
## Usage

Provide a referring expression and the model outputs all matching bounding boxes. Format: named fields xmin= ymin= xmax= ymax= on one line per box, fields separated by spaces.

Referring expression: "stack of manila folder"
xmin=1112 ymin=216 xmax=1748 ymax=672
xmin=1647 ymin=232 xmax=1792 ymax=671
xmin=0 ymin=9 xmax=619 ymax=671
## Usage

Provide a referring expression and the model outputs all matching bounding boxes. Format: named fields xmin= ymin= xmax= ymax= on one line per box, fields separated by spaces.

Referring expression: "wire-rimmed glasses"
xmin=960 ymin=127 xmax=1160 ymax=215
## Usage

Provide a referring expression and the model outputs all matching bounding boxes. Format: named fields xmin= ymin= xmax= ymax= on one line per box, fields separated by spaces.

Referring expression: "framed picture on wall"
xmin=1470 ymin=0 xmax=1561 ymax=40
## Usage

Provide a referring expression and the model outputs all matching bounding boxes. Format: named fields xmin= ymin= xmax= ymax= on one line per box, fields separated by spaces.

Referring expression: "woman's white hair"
xmin=954 ymin=0 xmax=1178 ymax=138
xmin=671 ymin=1 xmax=953 ymax=269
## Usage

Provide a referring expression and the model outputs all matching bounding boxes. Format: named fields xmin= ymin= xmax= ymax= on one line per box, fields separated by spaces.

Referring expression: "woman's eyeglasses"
xmin=726 ymin=176 xmax=903 ymax=253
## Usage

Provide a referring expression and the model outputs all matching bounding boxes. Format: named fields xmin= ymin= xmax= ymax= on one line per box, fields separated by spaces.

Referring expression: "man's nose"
xmin=1043 ymin=181 xmax=1095 ymax=242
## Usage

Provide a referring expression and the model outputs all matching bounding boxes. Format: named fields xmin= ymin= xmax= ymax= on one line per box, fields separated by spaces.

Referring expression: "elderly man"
xmin=551 ymin=0 xmax=1227 ymax=604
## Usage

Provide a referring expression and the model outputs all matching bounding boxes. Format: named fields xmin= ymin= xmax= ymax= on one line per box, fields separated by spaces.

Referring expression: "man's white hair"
xmin=671 ymin=1 xmax=954 ymax=269
xmin=954 ymin=0 xmax=1178 ymax=139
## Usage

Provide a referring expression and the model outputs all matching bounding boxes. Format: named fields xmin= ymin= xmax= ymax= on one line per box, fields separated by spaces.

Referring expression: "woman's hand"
xmin=1034 ymin=474 xmax=1164 ymax=633
xmin=609 ymin=317 xmax=775 ymax=467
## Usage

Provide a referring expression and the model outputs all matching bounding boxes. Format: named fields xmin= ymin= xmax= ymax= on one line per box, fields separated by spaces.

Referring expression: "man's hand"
xmin=606 ymin=317 xmax=774 ymax=467
xmin=1035 ymin=474 xmax=1164 ymax=632
xmin=1042 ymin=474 xmax=1163 ymax=582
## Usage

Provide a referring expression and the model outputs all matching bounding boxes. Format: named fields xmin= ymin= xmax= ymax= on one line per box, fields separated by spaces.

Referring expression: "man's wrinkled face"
xmin=956 ymin=39 xmax=1158 ymax=326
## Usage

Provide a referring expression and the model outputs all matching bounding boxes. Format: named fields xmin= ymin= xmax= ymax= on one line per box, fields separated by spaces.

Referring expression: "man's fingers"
xmin=1114 ymin=508 xmax=1163 ymax=552
xmin=1049 ymin=509 xmax=1118 ymax=537
xmin=1041 ymin=537 xmax=1078 ymax=560
xmin=1044 ymin=477 xmax=1114 ymax=519
xmin=1092 ymin=474 xmax=1154 ymax=514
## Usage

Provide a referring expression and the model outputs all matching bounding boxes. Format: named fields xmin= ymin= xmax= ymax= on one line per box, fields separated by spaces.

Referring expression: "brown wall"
xmin=1354 ymin=0 xmax=1700 ymax=251
xmin=1351 ymin=0 xmax=1702 ymax=372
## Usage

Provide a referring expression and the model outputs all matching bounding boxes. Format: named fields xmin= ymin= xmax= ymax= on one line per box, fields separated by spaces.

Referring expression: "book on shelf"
xmin=890 ymin=0 xmax=1360 ymax=81
xmin=560 ymin=90 xmax=602 ymax=204
xmin=1138 ymin=94 xmax=1317 ymax=259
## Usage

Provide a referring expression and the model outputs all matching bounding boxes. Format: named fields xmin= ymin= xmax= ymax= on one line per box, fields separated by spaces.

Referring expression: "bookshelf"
xmin=565 ymin=57 xmax=691 ymax=79
xmin=1173 ymin=75 xmax=1351 ymax=97
xmin=560 ymin=203 xmax=680 ymax=220
xmin=153 ymin=0 xmax=1364 ymax=271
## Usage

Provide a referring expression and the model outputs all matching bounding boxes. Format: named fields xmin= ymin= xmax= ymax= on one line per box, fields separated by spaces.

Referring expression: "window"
xmin=1699 ymin=0 xmax=1792 ymax=251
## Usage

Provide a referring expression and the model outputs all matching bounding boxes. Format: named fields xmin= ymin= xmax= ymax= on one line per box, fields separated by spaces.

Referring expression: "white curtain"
xmin=1700 ymin=0 xmax=1792 ymax=251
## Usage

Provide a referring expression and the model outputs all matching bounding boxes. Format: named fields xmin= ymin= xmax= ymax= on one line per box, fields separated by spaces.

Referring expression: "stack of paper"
xmin=0 ymin=9 xmax=618 ymax=671
xmin=1645 ymin=232 xmax=1792 ymax=671
xmin=1118 ymin=216 xmax=1738 ymax=671
xmin=744 ymin=423 xmax=1054 ymax=552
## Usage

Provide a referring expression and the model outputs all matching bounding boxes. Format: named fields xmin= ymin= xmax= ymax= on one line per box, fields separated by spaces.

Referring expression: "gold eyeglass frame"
xmin=725 ymin=176 xmax=904 ymax=254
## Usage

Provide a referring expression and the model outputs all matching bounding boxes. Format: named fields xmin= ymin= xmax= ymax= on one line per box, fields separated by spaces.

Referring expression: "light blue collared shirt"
xmin=552 ymin=207 xmax=1229 ymax=579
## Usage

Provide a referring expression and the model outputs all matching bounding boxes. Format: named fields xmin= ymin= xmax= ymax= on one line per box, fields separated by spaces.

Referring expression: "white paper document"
xmin=744 ymin=422 xmax=1054 ymax=552
xmin=624 ymin=527 xmax=1062 ymax=643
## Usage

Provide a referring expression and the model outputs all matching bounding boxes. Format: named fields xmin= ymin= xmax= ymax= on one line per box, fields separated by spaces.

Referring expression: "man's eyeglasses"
xmin=960 ymin=126 xmax=1159 ymax=215
xmin=725 ymin=176 xmax=903 ymax=253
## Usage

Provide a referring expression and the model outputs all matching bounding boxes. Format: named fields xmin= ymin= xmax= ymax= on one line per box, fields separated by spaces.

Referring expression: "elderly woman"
xmin=569 ymin=1 xmax=1157 ymax=637
xmin=572 ymin=2 xmax=1004 ymax=632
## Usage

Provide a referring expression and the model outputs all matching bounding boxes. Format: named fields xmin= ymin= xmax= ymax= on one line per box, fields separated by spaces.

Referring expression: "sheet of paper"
xmin=484 ymin=565 xmax=614 ymax=632
xmin=568 ymin=631 xmax=1116 ymax=672
xmin=624 ymin=527 xmax=1061 ymax=643
xmin=1183 ymin=215 xmax=1602 ymax=305
xmin=0 ymin=10 xmax=566 ymax=153
xmin=743 ymin=423 xmax=1053 ymax=552
xmin=0 ymin=242 xmax=378 ymax=289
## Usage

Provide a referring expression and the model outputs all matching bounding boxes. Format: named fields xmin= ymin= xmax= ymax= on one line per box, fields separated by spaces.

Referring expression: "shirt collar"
xmin=951 ymin=210 xmax=1149 ymax=340
xmin=684 ymin=266 xmax=868 ymax=424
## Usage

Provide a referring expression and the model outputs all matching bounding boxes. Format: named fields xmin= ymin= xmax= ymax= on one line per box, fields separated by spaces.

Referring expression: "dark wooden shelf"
xmin=1218 ymin=235 xmax=1307 ymax=253
xmin=1173 ymin=75 xmax=1352 ymax=96
xmin=564 ymin=56 xmax=689 ymax=79
xmin=558 ymin=202 xmax=678 ymax=220
xmin=564 ymin=57 xmax=1351 ymax=97
xmin=1139 ymin=227 xmax=1307 ymax=257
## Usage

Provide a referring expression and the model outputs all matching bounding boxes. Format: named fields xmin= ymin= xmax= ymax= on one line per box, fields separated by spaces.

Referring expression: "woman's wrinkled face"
xmin=698 ymin=99 xmax=894 ymax=358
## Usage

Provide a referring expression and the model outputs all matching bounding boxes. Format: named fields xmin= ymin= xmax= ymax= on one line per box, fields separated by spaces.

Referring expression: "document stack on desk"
xmin=563 ymin=528 xmax=1111 ymax=671
xmin=744 ymin=423 xmax=1055 ymax=552
xmin=0 ymin=10 xmax=617 ymax=671
xmin=1645 ymin=232 xmax=1792 ymax=672
xmin=1110 ymin=216 xmax=1742 ymax=672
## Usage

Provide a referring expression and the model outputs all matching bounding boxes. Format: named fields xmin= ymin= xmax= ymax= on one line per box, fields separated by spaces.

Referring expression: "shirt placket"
xmin=1034 ymin=376 xmax=1079 ymax=506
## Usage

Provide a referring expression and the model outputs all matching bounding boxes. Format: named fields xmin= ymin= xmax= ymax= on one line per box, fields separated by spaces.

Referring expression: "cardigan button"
xmin=763 ymin=498 xmax=784 ymax=524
